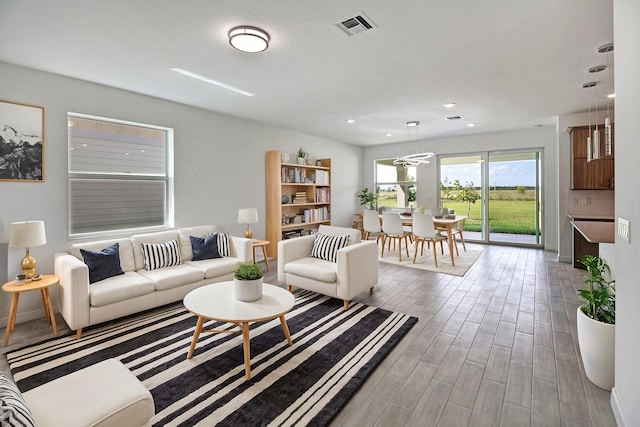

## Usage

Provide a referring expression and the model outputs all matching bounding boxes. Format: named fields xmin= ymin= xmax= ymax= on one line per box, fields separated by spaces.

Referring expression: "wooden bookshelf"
xmin=265 ymin=150 xmax=331 ymax=258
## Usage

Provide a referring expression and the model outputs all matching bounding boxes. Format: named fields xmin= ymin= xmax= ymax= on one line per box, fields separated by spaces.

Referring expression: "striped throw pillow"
xmin=0 ymin=374 xmax=35 ymax=427
xmin=216 ymin=233 xmax=230 ymax=257
xmin=141 ymin=239 xmax=181 ymax=270
xmin=310 ymin=233 xmax=350 ymax=263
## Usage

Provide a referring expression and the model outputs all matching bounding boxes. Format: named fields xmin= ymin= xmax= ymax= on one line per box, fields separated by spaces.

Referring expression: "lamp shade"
xmin=9 ymin=221 xmax=47 ymax=248
xmin=237 ymin=208 xmax=258 ymax=224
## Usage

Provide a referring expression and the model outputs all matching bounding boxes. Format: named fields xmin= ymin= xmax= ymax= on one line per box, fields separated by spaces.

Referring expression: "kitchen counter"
xmin=571 ymin=220 xmax=615 ymax=243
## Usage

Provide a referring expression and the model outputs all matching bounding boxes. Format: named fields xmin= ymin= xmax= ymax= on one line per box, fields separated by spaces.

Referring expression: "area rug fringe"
xmin=6 ymin=290 xmax=417 ymax=427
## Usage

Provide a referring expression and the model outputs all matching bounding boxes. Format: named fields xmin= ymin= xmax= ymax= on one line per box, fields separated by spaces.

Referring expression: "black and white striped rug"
xmin=6 ymin=290 xmax=417 ymax=426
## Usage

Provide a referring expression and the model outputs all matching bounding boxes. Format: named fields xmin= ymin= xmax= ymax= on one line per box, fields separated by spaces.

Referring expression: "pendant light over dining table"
xmin=393 ymin=121 xmax=434 ymax=167
xmin=599 ymin=43 xmax=614 ymax=156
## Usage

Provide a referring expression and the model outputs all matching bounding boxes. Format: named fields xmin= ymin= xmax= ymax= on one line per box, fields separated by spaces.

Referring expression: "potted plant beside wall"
xmin=233 ymin=262 xmax=264 ymax=302
xmin=576 ymin=255 xmax=615 ymax=390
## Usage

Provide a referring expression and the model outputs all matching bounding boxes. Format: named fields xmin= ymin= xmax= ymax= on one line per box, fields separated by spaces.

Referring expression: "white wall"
xmin=611 ymin=0 xmax=640 ymax=425
xmin=362 ymin=127 xmax=558 ymax=251
xmin=0 ymin=62 xmax=362 ymax=325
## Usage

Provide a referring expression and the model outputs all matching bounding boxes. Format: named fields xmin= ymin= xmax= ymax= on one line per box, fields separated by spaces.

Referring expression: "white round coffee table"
xmin=184 ymin=281 xmax=295 ymax=380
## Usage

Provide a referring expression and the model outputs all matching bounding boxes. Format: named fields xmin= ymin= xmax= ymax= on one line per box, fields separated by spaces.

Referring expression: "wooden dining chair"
xmin=412 ymin=213 xmax=448 ymax=266
xmin=381 ymin=212 xmax=410 ymax=261
xmin=450 ymin=218 xmax=467 ymax=256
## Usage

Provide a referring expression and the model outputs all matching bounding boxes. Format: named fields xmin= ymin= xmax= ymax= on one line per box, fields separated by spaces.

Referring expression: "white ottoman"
xmin=23 ymin=359 xmax=154 ymax=427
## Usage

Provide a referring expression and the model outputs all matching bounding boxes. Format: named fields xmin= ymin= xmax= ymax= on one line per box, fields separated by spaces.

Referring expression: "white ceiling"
xmin=0 ymin=1 xmax=614 ymax=146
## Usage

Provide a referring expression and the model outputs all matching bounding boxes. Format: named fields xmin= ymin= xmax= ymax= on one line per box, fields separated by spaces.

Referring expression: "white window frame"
xmin=67 ymin=113 xmax=174 ymax=239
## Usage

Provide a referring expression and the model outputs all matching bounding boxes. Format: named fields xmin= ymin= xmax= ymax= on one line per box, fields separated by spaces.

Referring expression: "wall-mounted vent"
xmin=445 ymin=115 xmax=465 ymax=121
xmin=335 ymin=12 xmax=377 ymax=36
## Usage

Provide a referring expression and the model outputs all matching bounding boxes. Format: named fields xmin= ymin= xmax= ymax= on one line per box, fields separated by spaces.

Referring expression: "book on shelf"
xmin=315 ymin=170 xmax=329 ymax=185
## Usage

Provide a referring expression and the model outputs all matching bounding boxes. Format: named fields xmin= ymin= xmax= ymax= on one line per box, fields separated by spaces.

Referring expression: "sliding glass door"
xmin=439 ymin=150 xmax=543 ymax=247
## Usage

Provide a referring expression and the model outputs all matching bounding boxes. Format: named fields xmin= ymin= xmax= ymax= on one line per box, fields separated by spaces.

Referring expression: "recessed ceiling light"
xmin=386 ymin=133 xmax=392 ymax=137
xmin=346 ymin=119 xmax=356 ymax=124
xmin=170 ymin=68 xmax=254 ymax=96
xmin=406 ymin=121 xmax=420 ymax=127
xmin=467 ymin=123 xmax=475 ymax=127
xmin=607 ymin=93 xmax=615 ymax=98
xmin=228 ymin=26 xmax=270 ymax=53
xmin=443 ymin=102 xmax=456 ymax=108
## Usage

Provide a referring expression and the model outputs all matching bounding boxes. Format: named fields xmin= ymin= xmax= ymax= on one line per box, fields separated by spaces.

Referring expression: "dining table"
xmin=396 ymin=214 xmax=468 ymax=266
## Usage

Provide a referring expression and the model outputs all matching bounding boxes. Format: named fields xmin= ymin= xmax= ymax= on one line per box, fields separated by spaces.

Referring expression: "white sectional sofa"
xmin=55 ymin=225 xmax=251 ymax=338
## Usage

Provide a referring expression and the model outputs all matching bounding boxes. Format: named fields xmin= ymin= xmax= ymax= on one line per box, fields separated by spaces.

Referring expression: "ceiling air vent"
xmin=446 ymin=115 xmax=465 ymax=121
xmin=335 ymin=12 xmax=377 ymax=36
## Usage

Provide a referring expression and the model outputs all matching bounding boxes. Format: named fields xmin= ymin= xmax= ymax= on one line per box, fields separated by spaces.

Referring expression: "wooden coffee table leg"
xmin=241 ymin=322 xmax=251 ymax=380
xmin=187 ymin=316 xmax=205 ymax=359
xmin=4 ymin=293 xmax=19 ymax=346
xmin=279 ymin=315 xmax=293 ymax=345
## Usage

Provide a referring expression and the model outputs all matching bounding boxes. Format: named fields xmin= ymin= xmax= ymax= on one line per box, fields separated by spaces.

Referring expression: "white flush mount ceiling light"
xmin=393 ymin=121 xmax=434 ymax=167
xmin=443 ymin=102 xmax=456 ymax=109
xmin=229 ymin=26 xmax=270 ymax=53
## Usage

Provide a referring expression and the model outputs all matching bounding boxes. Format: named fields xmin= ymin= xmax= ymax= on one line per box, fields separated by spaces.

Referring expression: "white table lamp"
xmin=9 ymin=220 xmax=47 ymax=279
xmin=237 ymin=208 xmax=258 ymax=239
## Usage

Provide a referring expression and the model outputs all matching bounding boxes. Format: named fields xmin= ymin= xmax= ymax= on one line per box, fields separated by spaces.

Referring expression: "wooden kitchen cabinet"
xmin=570 ymin=124 xmax=614 ymax=189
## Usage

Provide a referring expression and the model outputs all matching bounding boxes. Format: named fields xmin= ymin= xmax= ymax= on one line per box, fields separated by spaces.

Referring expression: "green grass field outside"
xmin=378 ymin=189 xmax=538 ymax=234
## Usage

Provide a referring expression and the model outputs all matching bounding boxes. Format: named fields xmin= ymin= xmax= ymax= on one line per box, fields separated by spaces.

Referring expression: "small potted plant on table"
xmin=357 ymin=187 xmax=378 ymax=210
xmin=233 ymin=262 xmax=264 ymax=302
xmin=576 ymin=255 xmax=615 ymax=390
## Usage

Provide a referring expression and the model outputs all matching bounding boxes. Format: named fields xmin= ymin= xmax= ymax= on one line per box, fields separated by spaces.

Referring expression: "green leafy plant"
xmin=357 ymin=187 xmax=378 ymax=208
xmin=578 ymin=255 xmax=615 ymax=324
xmin=233 ymin=262 xmax=263 ymax=280
xmin=297 ymin=147 xmax=307 ymax=159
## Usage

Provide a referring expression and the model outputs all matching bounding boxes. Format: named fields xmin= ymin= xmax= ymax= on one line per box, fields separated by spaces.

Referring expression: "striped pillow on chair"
xmin=310 ymin=233 xmax=350 ymax=262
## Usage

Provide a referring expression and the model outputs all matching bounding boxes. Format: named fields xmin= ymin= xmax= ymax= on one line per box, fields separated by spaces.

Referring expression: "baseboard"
xmin=557 ymin=254 xmax=572 ymax=263
xmin=610 ymin=387 xmax=627 ymax=427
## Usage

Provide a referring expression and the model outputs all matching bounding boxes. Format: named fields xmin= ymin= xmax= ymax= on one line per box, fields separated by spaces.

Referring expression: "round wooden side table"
xmin=2 ymin=274 xmax=59 ymax=346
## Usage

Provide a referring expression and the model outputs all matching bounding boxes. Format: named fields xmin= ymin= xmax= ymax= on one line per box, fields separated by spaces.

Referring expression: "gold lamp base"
xmin=244 ymin=225 xmax=253 ymax=239
xmin=21 ymin=248 xmax=36 ymax=279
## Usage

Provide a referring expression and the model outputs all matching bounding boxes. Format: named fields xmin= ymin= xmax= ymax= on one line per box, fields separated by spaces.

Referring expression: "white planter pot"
xmin=234 ymin=278 xmax=263 ymax=302
xmin=576 ymin=307 xmax=615 ymax=390
xmin=297 ymin=157 xmax=305 ymax=165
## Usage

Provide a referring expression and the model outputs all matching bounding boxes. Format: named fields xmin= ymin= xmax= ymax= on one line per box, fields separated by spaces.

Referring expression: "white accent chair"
xmin=381 ymin=212 xmax=411 ymax=261
xmin=277 ymin=225 xmax=378 ymax=310
xmin=362 ymin=209 xmax=385 ymax=245
xmin=412 ymin=213 xmax=449 ymax=267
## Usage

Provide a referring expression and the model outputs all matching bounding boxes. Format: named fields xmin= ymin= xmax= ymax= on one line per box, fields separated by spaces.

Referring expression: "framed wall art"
xmin=0 ymin=100 xmax=44 ymax=182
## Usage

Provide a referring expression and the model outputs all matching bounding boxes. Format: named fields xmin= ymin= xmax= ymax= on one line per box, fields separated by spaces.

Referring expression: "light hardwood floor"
xmin=0 ymin=244 xmax=616 ymax=426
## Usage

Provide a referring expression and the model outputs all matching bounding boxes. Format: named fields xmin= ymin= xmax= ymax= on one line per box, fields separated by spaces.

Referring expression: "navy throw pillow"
xmin=80 ymin=243 xmax=125 ymax=284
xmin=190 ymin=234 xmax=221 ymax=261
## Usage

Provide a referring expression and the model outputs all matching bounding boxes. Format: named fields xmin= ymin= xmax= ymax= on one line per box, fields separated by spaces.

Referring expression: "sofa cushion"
xmin=23 ymin=359 xmax=154 ymax=427
xmin=284 ymin=257 xmax=337 ymax=283
xmin=0 ymin=373 xmax=35 ymax=427
xmin=141 ymin=240 xmax=181 ymax=271
xmin=80 ymin=243 xmax=125 ymax=284
xmin=72 ymin=238 xmax=135 ymax=272
xmin=137 ymin=263 xmax=205 ymax=291
xmin=190 ymin=234 xmax=221 ymax=261
xmin=310 ymin=233 xmax=350 ymax=262
xmin=187 ymin=256 xmax=242 ymax=279
xmin=177 ymin=225 xmax=219 ymax=262
xmin=90 ymin=272 xmax=156 ymax=307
